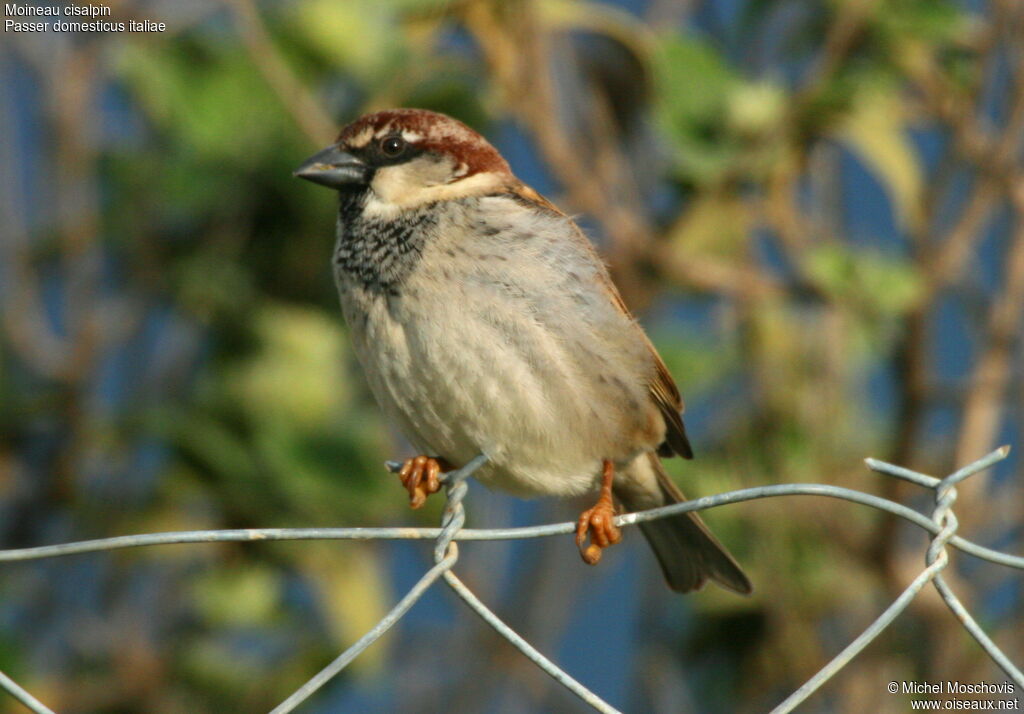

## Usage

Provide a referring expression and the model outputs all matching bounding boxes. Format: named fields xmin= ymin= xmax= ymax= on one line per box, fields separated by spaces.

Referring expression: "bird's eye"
xmin=380 ymin=136 xmax=406 ymax=157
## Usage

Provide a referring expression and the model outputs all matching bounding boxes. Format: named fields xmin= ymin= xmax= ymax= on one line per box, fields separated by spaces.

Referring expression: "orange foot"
xmin=397 ymin=456 xmax=453 ymax=509
xmin=575 ymin=460 xmax=622 ymax=565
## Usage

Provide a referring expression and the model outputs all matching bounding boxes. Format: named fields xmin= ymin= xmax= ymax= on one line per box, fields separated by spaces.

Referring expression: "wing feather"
xmin=503 ymin=182 xmax=694 ymax=460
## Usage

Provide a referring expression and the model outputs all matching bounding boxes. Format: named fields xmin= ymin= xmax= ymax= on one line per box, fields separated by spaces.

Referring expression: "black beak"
xmin=293 ymin=144 xmax=369 ymax=189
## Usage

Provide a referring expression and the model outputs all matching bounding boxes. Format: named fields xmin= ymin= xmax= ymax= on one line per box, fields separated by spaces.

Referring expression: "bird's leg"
xmin=575 ymin=459 xmax=622 ymax=565
xmin=397 ymin=455 xmax=453 ymax=509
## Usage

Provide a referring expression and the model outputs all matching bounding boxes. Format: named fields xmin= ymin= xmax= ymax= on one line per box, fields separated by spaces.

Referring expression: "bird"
xmin=294 ymin=108 xmax=751 ymax=595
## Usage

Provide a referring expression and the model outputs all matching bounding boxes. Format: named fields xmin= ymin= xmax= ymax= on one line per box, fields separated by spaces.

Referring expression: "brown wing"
xmin=605 ymin=285 xmax=694 ymax=460
xmin=505 ymin=182 xmax=694 ymax=461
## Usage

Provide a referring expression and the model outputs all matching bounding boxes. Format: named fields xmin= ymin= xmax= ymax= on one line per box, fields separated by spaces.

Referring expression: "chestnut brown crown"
xmin=338 ymin=108 xmax=511 ymax=179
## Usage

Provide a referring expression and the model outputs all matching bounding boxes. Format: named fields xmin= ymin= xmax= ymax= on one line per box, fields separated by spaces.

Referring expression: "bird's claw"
xmin=575 ymin=500 xmax=622 ymax=565
xmin=396 ymin=455 xmax=449 ymax=508
xmin=575 ymin=460 xmax=621 ymax=565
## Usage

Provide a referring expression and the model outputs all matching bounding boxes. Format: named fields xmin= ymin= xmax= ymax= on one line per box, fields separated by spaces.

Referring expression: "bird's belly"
xmin=343 ymin=286 xmax=651 ymax=497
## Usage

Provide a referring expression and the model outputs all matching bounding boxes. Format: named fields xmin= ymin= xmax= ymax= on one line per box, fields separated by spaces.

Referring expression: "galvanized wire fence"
xmin=0 ymin=447 xmax=1021 ymax=713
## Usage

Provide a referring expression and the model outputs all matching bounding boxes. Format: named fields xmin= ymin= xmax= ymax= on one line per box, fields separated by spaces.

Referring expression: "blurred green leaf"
xmin=227 ymin=303 xmax=350 ymax=428
xmin=726 ymin=81 xmax=787 ymax=140
xmin=872 ymin=0 xmax=966 ymax=45
xmin=654 ymin=34 xmax=789 ymax=183
xmin=653 ymin=34 xmax=741 ymax=182
xmin=805 ymin=244 xmax=923 ymax=316
xmin=117 ymin=40 xmax=295 ymax=165
xmin=293 ymin=0 xmax=406 ymax=83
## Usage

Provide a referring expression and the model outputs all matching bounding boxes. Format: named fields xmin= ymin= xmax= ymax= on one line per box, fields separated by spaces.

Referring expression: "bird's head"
xmin=294 ymin=109 xmax=512 ymax=209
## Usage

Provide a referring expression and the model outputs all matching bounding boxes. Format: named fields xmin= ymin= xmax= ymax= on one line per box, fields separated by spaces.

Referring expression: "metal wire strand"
xmin=772 ymin=446 xmax=1021 ymax=713
xmin=0 ymin=447 xmax=1019 ymax=714
xmin=1 ymin=486 xmax=1019 ymax=568
xmin=0 ymin=672 xmax=55 ymax=714
xmin=269 ymin=552 xmax=458 ymax=714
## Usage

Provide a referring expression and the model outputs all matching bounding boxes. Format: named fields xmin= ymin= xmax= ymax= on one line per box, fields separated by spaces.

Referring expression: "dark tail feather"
xmin=619 ymin=455 xmax=752 ymax=595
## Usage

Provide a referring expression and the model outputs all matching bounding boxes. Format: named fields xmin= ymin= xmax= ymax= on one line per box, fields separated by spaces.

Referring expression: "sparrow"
xmin=294 ymin=108 xmax=751 ymax=594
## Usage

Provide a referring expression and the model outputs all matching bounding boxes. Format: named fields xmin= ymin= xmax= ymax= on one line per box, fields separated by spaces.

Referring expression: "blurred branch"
xmin=916 ymin=84 xmax=1024 ymax=306
xmin=907 ymin=31 xmax=1024 ymax=195
xmin=760 ymin=171 xmax=835 ymax=302
xmin=876 ymin=8 xmax=1024 ymax=598
xmin=955 ymin=189 xmax=1024 ymax=466
xmin=922 ymin=11 xmax=1024 ymax=479
xmin=919 ymin=182 xmax=1001 ymax=304
xmin=226 ymin=0 xmax=336 ymax=146
xmin=795 ymin=0 xmax=879 ymax=106
xmin=652 ymin=243 xmax=782 ymax=298
xmin=0 ymin=56 xmax=71 ymax=380
xmin=52 ymin=44 xmax=103 ymax=384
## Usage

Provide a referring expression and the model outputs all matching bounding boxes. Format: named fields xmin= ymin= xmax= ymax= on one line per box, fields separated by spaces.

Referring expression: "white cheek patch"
xmin=369 ymin=157 xmax=464 ymax=204
xmin=369 ymin=164 xmax=424 ymax=206
xmin=368 ymin=165 xmax=508 ymax=210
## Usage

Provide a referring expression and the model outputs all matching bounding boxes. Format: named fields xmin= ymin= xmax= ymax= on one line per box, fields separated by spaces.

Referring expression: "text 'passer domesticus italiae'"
xmin=294 ymin=109 xmax=751 ymax=595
